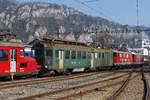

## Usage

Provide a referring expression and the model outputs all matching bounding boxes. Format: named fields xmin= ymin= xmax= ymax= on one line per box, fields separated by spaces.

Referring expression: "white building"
xmin=128 ymin=48 xmax=150 ymax=56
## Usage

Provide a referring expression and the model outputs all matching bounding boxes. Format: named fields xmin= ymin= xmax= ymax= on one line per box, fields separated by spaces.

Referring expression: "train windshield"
xmin=25 ymin=47 xmax=35 ymax=57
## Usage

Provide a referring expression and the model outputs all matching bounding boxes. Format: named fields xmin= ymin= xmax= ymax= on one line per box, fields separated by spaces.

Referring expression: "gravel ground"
xmin=0 ymin=72 xmax=125 ymax=100
xmin=40 ymin=74 xmax=128 ymax=100
xmin=145 ymin=73 xmax=150 ymax=100
xmin=112 ymin=73 xmax=144 ymax=100
xmin=61 ymin=73 xmax=138 ymax=100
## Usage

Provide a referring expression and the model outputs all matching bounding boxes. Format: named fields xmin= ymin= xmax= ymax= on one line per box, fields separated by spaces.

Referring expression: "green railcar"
xmin=30 ymin=38 xmax=113 ymax=73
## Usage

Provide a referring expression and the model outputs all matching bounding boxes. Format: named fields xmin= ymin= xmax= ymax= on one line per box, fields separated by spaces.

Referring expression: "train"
xmin=0 ymin=34 xmax=41 ymax=80
xmin=29 ymin=38 xmax=144 ymax=74
xmin=0 ymin=33 xmax=145 ymax=80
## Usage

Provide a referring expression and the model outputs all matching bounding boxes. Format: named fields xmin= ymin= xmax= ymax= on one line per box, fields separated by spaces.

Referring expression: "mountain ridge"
xmin=0 ymin=0 xmax=148 ymax=48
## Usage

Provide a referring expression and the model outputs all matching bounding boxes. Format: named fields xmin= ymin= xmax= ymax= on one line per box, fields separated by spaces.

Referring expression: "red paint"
xmin=0 ymin=46 xmax=41 ymax=76
xmin=80 ymin=90 xmax=84 ymax=95
xmin=113 ymin=51 xmax=144 ymax=66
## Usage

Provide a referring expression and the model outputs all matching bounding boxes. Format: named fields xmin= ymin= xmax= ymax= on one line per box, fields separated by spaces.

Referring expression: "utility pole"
xmin=136 ymin=0 xmax=139 ymax=26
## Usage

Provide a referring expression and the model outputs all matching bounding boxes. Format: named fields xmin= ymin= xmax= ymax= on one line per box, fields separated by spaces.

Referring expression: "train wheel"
xmin=65 ymin=69 xmax=72 ymax=75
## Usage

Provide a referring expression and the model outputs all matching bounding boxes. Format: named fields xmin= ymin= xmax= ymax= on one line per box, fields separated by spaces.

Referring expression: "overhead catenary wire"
xmin=74 ymin=0 xmax=114 ymax=21
xmin=83 ymin=0 xmax=100 ymax=3
xmin=82 ymin=0 xmax=121 ymax=24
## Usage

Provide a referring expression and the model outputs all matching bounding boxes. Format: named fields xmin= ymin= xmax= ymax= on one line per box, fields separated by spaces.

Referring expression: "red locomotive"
xmin=0 ymin=34 xmax=41 ymax=80
xmin=113 ymin=50 xmax=144 ymax=67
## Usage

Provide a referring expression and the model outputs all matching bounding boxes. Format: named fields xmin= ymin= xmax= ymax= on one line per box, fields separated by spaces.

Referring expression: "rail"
xmin=142 ymin=71 xmax=149 ymax=100
xmin=107 ymin=72 xmax=132 ymax=100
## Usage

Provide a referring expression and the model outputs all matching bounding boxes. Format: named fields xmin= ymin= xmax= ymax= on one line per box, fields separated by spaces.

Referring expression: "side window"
xmin=46 ymin=49 xmax=53 ymax=57
xmin=0 ymin=50 xmax=8 ymax=61
xmin=31 ymin=49 xmax=35 ymax=57
xmin=72 ymin=51 xmax=76 ymax=59
xmin=20 ymin=49 xmax=24 ymax=57
xmin=102 ymin=53 xmax=104 ymax=58
xmin=88 ymin=52 xmax=91 ymax=59
xmin=82 ymin=51 xmax=86 ymax=59
xmin=120 ymin=54 xmax=122 ymax=57
xmin=123 ymin=54 xmax=125 ymax=57
xmin=77 ymin=51 xmax=81 ymax=59
xmin=65 ymin=50 xmax=70 ymax=59
xmin=55 ymin=50 xmax=59 ymax=57
xmin=99 ymin=53 xmax=101 ymax=58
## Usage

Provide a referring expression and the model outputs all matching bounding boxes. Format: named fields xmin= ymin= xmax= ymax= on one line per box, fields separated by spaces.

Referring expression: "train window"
xmin=55 ymin=50 xmax=59 ymax=57
xmin=99 ymin=53 xmax=101 ymax=58
xmin=88 ymin=52 xmax=91 ymax=59
xmin=46 ymin=49 xmax=53 ymax=57
xmin=120 ymin=54 xmax=122 ymax=57
xmin=82 ymin=52 xmax=86 ymax=59
xmin=113 ymin=53 xmax=117 ymax=57
xmin=11 ymin=49 xmax=16 ymax=61
xmin=132 ymin=55 xmax=134 ymax=58
xmin=65 ymin=51 xmax=70 ymax=59
xmin=0 ymin=50 xmax=8 ymax=61
xmin=72 ymin=51 xmax=76 ymax=59
xmin=77 ymin=51 xmax=81 ymax=59
xmin=31 ymin=49 xmax=35 ymax=57
xmin=102 ymin=53 xmax=104 ymax=58
xmin=123 ymin=54 xmax=125 ymax=57
xmin=20 ymin=49 xmax=24 ymax=57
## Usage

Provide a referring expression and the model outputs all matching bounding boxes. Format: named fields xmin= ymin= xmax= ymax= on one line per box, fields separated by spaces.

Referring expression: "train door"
xmin=0 ymin=49 xmax=9 ymax=73
xmin=59 ymin=50 xmax=64 ymax=70
xmin=91 ymin=53 xmax=94 ymax=69
xmin=10 ymin=49 xmax=17 ymax=73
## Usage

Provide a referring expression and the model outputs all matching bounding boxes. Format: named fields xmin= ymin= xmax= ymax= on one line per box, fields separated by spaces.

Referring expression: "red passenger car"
xmin=0 ymin=37 xmax=41 ymax=79
xmin=132 ymin=54 xmax=144 ymax=65
xmin=113 ymin=50 xmax=144 ymax=67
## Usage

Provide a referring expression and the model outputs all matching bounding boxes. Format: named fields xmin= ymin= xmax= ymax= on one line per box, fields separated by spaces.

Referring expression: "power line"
xmin=83 ymin=1 xmax=121 ymax=23
xmin=83 ymin=0 xmax=100 ymax=3
xmin=74 ymin=0 xmax=113 ymax=21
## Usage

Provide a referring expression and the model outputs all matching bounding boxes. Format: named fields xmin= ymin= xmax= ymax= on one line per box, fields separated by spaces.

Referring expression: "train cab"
xmin=0 ymin=34 xmax=41 ymax=79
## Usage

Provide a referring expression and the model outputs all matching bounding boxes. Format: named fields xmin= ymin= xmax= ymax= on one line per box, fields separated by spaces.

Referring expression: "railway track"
xmin=17 ymin=72 xmax=137 ymax=100
xmin=142 ymin=71 xmax=149 ymax=100
xmin=0 ymin=71 xmax=112 ymax=90
xmin=107 ymin=72 xmax=132 ymax=100
xmin=0 ymin=68 xmax=134 ymax=90
xmin=108 ymin=68 xmax=149 ymax=100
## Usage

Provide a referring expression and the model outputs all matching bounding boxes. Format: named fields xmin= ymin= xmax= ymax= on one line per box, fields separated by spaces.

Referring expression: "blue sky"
xmin=16 ymin=0 xmax=150 ymax=27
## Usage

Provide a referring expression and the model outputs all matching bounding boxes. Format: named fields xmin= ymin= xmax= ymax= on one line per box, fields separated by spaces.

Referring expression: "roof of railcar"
xmin=0 ymin=33 xmax=24 ymax=47
xmin=31 ymin=38 xmax=112 ymax=52
xmin=0 ymin=41 xmax=24 ymax=47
